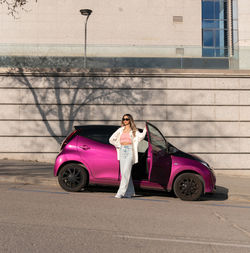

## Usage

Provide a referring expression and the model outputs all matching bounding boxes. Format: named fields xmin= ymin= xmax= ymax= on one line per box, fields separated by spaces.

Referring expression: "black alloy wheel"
xmin=58 ymin=164 xmax=88 ymax=192
xmin=173 ymin=173 xmax=203 ymax=201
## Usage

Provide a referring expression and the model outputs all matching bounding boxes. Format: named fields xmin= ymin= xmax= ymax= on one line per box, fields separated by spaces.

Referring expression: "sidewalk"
xmin=0 ymin=159 xmax=249 ymax=201
xmin=0 ymin=159 xmax=57 ymax=186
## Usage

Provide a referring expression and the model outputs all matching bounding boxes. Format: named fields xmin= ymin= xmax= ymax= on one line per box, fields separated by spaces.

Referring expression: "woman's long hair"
xmin=121 ymin=114 xmax=137 ymax=137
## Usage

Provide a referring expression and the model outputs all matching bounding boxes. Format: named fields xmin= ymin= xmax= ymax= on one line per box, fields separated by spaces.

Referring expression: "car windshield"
xmin=147 ymin=123 xmax=168 ymax=150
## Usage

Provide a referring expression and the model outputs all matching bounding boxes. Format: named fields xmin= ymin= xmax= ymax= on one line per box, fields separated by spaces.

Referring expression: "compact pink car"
xmin=54 ymin=122 xmax=216 ymax=201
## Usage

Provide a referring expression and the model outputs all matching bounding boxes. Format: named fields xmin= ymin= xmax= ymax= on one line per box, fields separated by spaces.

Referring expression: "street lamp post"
xmin=80 ymin=9 xmax=92 ymax=68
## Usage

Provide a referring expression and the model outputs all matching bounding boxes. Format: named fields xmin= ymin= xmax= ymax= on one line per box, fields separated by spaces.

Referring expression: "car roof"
xmin=74 ymin=125 xmax=120 ymax=136
xmin=75 ymin=125 xmax=120 ymax=131
xmin=74 ymin=125 xmax=144 ymax=136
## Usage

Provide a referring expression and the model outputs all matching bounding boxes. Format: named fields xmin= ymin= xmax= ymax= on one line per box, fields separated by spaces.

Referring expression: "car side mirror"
xmin=167 ymin=146 xmax=176 ymax=154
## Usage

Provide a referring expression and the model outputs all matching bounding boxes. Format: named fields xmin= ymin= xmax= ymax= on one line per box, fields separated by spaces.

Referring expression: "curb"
xmin=0 ymin=175 xmax=58 ymax=186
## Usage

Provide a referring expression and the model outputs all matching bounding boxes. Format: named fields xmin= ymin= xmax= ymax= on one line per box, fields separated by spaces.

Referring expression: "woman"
xmin=109 ymin=114 xmax=147 ymax=198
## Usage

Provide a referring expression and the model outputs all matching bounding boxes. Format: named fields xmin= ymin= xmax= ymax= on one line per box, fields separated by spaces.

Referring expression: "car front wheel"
xmin=173 ymin=173 xmax=203 ymax=201
xmin=58 ymin=163 xmax=88 ymax=192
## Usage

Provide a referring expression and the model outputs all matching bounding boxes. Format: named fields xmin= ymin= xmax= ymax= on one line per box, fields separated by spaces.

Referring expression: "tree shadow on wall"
xmin=10 ymin=68 xmax=148 ymax=145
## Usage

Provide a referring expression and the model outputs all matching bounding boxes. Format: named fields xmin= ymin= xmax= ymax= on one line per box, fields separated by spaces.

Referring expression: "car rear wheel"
xmin=58 ymin=163 xmax=88 ymax=192
xmin=173 ymin=173 xmax=203 ymax=201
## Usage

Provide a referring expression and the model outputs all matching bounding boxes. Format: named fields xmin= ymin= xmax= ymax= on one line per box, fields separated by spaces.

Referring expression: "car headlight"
xmin=201 ymin=162 xmax=215 ymax=174
xmin=200 ymin=161 xmax=212 ymax=170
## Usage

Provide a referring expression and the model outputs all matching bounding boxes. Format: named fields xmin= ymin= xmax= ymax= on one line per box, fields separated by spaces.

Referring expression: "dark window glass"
xmin=203 ymin=30 xmax=214 ymax=46
xmin=203 ymin=20 xmax=227 ymax=29
xmin=214 ymin=1 xmax=221 ymax=19
xmin=76 ymin=125 xmax=119 ymax=144
xmin=203 ymin=20 xmax=215 ymax=29
xmin=215 ymin=49 xmax=222 ymax=57
xmin=85 ymin=134 xmax=110 ymax=144
xmin=215 ymin=48 xmax=228 ymax=57
xmin=202 ymin=1 xmax=214 ymax=19
xmin=76 ymin=125 xmax=146 ymax=145
xmin=202 ymin=48 xmax=215 ymax=57
xmin=147 ymin=124 xmax=166 ymax=150
xmin=202 ymin=0 xmax=228 ymax=57
xmin=215 ymin=30 xmax=222 ymax=47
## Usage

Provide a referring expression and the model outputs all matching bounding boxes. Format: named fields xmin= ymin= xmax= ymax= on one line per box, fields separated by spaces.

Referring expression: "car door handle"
xmin=80 ymin=145 xmax=90 ymax=150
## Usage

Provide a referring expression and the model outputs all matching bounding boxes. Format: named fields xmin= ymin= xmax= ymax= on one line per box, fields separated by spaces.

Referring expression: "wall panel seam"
xmin=2 ymin=87 xmax=250 ymax=91
xmin=2 ymin=103 xmax=250 ymax=106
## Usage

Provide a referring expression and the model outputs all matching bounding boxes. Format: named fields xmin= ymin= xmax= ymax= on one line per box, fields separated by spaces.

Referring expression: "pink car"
xmin=54 ymin=122 xmax=216 ymax=201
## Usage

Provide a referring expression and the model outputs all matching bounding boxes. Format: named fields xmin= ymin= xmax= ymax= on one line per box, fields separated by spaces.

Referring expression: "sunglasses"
xmin=122 ymin=118 xmax=130 ymax=121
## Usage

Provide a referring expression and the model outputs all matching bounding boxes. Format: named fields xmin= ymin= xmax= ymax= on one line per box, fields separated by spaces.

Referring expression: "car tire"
xmin=58 ymin=163 xmax=88 ymax=192
xmin=173 ymin=173 xmax=203 ymax=201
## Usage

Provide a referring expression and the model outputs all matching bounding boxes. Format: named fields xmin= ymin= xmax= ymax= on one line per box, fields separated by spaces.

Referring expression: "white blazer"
xmin=109 ymin=126 xmax=147 ymax=164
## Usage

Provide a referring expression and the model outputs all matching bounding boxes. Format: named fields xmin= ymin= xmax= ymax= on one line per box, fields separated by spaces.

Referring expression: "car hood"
xmin=168 ymin=143 xmax=206 ymax=164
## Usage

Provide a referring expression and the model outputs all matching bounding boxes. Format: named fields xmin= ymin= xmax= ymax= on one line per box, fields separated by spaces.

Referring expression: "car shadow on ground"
xmin=83 ymin=185 xmax=229 ymax=201
xmin=83 ymin=185 xmax=174 ymax=198
xmin=200 ymin=185 xmax=228 ymax=201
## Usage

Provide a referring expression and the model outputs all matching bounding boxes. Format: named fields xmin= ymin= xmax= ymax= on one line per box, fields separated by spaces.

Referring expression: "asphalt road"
xmin=1 ymin=182 xmax=250 ymax=253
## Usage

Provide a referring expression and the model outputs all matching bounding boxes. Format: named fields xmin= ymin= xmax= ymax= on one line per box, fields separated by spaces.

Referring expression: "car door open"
xmin=146 ymin=122 xmax=172 ymax=186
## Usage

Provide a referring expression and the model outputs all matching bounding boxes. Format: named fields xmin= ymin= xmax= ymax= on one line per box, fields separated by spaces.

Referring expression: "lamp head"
xmin=80 ymin=9 xmax=92 ymax=16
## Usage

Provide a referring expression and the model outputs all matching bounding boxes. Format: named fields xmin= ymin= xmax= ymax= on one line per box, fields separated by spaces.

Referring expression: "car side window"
xmin=138 ymin=139 xmax=148 ymax=153
xmin=78 ymin=126 xmax=119 ymax=145
xmin=147 ymin=123 xmax=166 ymax=150
xmin=137 ymin=129 xmax=148 ymax=153
xmin=84 ymin=134 xmax=110 ymax=144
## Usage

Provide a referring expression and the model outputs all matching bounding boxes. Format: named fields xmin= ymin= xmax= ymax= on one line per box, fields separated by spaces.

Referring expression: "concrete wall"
xmin=0 ymin=68 xmax=250 ymax=174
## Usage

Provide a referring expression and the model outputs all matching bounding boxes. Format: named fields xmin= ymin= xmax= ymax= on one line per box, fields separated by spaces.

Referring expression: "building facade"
xmin=0 ymin=0 xmax=249 ymax=68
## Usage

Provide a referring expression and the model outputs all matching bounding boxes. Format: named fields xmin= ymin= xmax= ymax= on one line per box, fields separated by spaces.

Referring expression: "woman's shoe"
xmin=115 ymin=194 xmax=122 ymax=198
xmin=123 ymin=195 xmax=132 ymax=198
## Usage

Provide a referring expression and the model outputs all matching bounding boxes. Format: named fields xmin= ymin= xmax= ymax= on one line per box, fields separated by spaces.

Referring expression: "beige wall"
xmin=238 ymin=0 xmax=250 ymax=47
xmin=0 ymin=0 xmax=202 ymax=57
xmin=0 ymin=69 xmax=250 ymax=174
xmin=236 ymin=0 xmax=250 ymax=69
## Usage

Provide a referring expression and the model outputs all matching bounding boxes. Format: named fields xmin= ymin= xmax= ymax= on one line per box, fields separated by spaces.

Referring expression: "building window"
xmin=202 ymin=0 xmax=228 ymax=57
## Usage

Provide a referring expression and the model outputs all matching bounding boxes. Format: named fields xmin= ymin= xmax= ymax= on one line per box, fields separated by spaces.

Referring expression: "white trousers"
xmin=116 ymin=145 xmax=135 ymax=198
